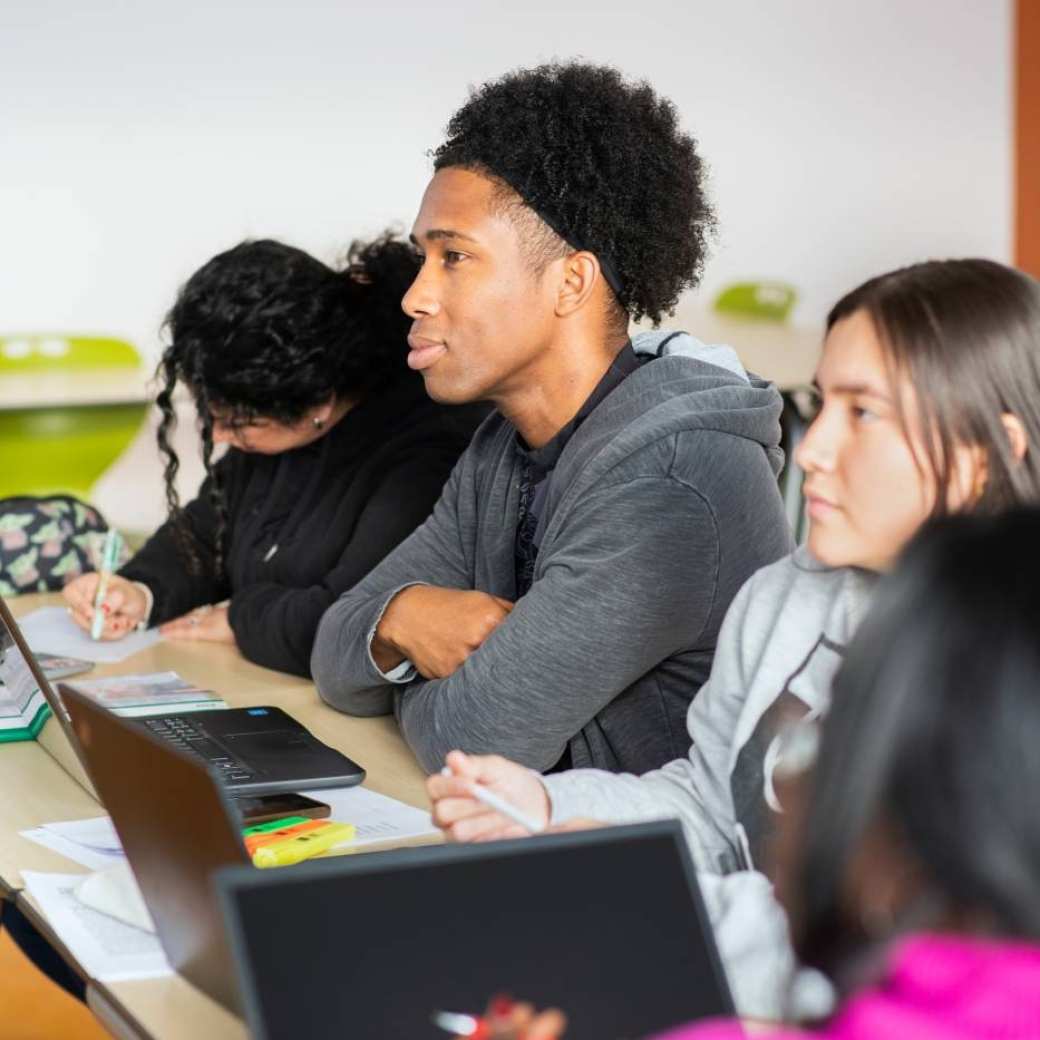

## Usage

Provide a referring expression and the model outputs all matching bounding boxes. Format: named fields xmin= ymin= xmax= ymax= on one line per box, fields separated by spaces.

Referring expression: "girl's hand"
xmin=427 ymin=751 xmax=552 ymax=842
xmin=63 ymin=573 xmax=149 ymax=641
xmin=160 ymin=603 xmax=235 ymax=644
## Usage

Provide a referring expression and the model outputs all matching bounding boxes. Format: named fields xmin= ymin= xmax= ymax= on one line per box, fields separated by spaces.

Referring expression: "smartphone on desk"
xmin=234 ymin=792 xmax=331 ymax=824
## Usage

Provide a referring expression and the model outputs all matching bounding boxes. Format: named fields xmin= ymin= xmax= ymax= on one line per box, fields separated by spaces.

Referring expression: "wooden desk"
xmin=0 ymin=742 xmax=102 ymax=895
xmin=1 ymin=593 xmax=431 ymax=1040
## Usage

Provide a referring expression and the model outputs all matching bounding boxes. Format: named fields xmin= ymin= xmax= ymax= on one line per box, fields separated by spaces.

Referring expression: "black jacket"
xmin=121 ymin=378 xmax=484 ymax=676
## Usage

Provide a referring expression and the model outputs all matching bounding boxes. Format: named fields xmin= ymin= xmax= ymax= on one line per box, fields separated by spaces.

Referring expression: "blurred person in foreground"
xmin=456 ymin=507 xmax=1040 ymax=1039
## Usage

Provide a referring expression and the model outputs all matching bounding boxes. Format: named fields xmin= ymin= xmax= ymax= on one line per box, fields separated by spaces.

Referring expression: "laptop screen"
xmin=219 ymin=821 xmax=733 ymax=1040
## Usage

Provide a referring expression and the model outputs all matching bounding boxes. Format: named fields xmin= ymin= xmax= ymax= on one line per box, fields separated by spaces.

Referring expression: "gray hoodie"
xmin=311 ymin=331 xmax=793 ymax=774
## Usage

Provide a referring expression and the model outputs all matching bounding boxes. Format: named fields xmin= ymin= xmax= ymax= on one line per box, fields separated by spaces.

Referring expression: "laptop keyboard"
xmin=142 ymin=717 xmax=256 ymax=783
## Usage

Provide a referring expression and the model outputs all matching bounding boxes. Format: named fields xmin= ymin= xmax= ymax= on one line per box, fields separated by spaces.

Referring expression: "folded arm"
xmin=390 ymin=476 xmax=720 ymax=773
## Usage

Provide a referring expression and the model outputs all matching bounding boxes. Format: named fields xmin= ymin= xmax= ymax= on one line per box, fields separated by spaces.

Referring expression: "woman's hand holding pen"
xmin=429 ymin=751 xmax=611 ymax=843
xmin=428 ymin=751 xmax=553 ymax=841
xmin=63 ymin=573 xmax=149 ymax=641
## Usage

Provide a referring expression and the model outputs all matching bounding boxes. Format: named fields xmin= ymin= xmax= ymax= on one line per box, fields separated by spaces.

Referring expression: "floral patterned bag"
xmin=0 ymin=496 xmax=128 ymax=597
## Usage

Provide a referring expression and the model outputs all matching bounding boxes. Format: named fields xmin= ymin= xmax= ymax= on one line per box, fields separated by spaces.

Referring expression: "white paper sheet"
xmin=41 ymin=815 xmax=123 ymax=854
xmin=299 ymin=785 xmax=438 ymax=847
xmin=21 ymin=871 xmax=171 ymax=982
xmin=76 ymin=861 xmax=156 ymax=933
xmin=18 ymin=606 xmax=161 ymax=663
xmin=20 ymin=826 xmax=124 ymax=872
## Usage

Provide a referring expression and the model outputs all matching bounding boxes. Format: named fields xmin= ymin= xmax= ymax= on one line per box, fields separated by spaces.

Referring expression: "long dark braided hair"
xmin=155 ymin=233 xmax=420 ymax=575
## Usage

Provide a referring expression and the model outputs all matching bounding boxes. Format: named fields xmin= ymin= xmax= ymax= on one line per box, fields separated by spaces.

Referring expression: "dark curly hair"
xmin=433 ymin=60 xmax=715 ymax=326
xmin=155 ymin=233 xmax=419 ymax=573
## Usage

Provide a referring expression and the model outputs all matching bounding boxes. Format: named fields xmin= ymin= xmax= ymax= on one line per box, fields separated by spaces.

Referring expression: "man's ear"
xmin=1002 ymin=412 xmax=1029 ymax=462
xmin=554 ymin=251 xmax=602 ymax=318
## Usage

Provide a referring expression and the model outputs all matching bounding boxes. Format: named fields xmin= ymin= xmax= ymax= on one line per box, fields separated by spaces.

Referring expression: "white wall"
xmin=2 ymin=0 xmax=1012 ymax=360
xmin=1 ymin=0 xmax=1014 ymax=530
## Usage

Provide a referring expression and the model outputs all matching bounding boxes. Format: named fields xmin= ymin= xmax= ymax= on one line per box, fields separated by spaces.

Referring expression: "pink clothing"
xmin=653 ymin=934 xmax=1040 ymax=1040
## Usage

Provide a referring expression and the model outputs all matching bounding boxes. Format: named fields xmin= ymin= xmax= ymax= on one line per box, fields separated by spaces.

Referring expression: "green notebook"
xmin=0 ymin=640 xmax=51 ymax=742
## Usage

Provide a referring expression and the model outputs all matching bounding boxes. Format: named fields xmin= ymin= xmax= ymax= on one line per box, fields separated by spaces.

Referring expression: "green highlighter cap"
xmin=242 ymin=815 xmax=312 ymax=837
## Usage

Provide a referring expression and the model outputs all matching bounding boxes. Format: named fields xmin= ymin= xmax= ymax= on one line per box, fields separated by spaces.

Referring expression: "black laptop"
xmin=0 ymin=592 xmax=364 ymax=796
xmin=217 ymin=820 xmax=735 ymax=1040
xmin=60 ymin=685 xmax=366 ymax=796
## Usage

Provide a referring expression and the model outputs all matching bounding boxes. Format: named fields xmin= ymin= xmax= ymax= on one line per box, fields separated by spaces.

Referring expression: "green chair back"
xmin=0 ymin=334 xmax=150 ymax=502
xmin=714 ymin=282 xmax=798 ymax=322
xmin=0 ymin=334 xmax=141 ymax=371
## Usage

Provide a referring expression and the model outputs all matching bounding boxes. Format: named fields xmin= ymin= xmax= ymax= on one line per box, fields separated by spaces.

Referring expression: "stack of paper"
xmin=18 ymin=789 xmax=437 ymax=985
xmin=20 ymin=816 xmax=125 ymax=871
xmin=76 ymin=861 xmax=156 ymax=933
xmin=299 ymin=785 xmax=439 ymax=847
xmin=21 ymin=786 xmax=437 ymax=870
xmin=22 ymin=871 xmax=170 ymax=982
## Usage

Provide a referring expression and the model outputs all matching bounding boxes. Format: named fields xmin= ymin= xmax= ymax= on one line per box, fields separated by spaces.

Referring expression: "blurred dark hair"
xmin=792 ymin=508 xmax=1040 ymax=987
xmin=827 ymin=259 xmax=1040 ymax=514
xmin=155 ymin=233 xmax=419 ymax=573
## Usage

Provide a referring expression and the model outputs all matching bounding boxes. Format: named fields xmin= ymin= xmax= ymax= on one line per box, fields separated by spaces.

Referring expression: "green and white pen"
xmin=90 ymin=528 xmax=123 ymax=641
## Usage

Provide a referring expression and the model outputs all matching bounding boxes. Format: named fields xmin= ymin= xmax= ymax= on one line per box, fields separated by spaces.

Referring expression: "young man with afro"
xmin=312 ymin=61 xmax=792 ymax=775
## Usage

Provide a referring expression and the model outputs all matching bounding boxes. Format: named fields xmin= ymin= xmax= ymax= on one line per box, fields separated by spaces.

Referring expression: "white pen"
xmin=441 ymin=766 xmax=545 ymax=834
xmin=431 ymin=1010 xmax=482 ymax=1036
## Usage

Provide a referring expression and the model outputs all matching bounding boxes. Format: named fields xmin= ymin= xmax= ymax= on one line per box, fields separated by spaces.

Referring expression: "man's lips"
xmin=407 ymin=335 xmax=447 ymax=371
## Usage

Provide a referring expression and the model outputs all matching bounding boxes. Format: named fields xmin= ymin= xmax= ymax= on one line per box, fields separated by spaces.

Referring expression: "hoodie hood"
xmin=544 ymin=330 xmax=785 ymax=518
xmin=631 ymin=328 xmax=751 ymax=382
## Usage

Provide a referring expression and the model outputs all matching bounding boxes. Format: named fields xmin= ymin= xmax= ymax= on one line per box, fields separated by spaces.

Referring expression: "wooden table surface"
xmin=2 ymin=592 xmax=432 ymax=1039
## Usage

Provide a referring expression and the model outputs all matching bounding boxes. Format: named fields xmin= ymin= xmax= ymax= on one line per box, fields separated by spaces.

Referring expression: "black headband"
xmin=488 ymin=169 xmax=625 ymax=301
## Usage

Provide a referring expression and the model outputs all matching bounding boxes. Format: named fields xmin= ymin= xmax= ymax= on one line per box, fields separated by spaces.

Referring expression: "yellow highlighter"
xmin=251 ymin=822 xmax=356 ymax=868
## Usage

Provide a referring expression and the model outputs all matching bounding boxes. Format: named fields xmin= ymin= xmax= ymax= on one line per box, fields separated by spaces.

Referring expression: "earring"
xmin=312 ymin=417 xmax=325 ymax=430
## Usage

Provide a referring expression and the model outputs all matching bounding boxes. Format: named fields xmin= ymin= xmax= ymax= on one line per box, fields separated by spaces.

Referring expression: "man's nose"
xmin=402 ymin=264 xmax=439 ymax=319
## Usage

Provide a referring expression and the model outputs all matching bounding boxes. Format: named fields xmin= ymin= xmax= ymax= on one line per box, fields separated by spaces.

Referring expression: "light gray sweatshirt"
xmin=311 ymin=331 xmax=793 ymax=775
xmin=542 ymin=548 xmax=875 ymax=1019
xmin=543 ymin=547 xmax=876 ymax=871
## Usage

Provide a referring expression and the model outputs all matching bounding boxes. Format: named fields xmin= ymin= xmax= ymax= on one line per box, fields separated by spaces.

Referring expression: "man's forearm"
xmin=312 ymin=584 xmax=419 ymax=717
